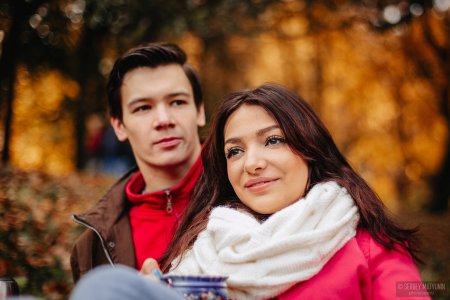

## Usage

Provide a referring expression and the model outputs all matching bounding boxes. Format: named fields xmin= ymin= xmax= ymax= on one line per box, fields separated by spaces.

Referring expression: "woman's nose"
xmin=243 ymin=149 xmax=267 ymax=174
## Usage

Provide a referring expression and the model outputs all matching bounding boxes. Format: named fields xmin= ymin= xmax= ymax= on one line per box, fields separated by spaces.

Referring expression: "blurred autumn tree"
xmin=0 ymin=2 xmax=448 ymax=203
xmin=0 ymin=0 xmax=278 ymax=170
xmin=188 ymin=0 xmax=450 ymax=211
xmin=347 ymin=0 xmax=450 ymax=211
xmin=1 ymin=0 xmax=449 ymax=299
xmin=0 ymin=1 xmax=448 ymax=207
xmin=358 ymin=0 xmax=449 ymax=211
xmin=0 ymin=0 xmax=450 ymax=210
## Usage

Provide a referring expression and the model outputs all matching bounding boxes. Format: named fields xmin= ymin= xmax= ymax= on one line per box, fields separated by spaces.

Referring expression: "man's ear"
xmin=110 ymin=117 xmax=128 ymax=142
xmin=197 ymin=103 xmax=206 ymax=127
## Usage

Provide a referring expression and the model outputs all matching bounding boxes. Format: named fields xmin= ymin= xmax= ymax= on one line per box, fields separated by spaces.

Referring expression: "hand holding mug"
xmin=139 ymin=258 xmax=163 ymax=282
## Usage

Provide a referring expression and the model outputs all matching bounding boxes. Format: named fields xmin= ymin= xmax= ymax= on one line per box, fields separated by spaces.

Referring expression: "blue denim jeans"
xmin=70 ymin=265 xmax=185 ymax=300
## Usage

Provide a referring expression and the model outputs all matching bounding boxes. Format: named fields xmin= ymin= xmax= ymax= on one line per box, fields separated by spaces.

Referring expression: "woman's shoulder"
xmin=355 ymin=228 xmax=424 ymax=283
xmin=355 ymin=229 xmax=429 ymax=299
xmin=278 ymin=228 xmax=428 ymax=300
xmin=355 ymin=228 xmax=414 ymax=262
xmin=355 ymin=228 xmax=372 ymax=260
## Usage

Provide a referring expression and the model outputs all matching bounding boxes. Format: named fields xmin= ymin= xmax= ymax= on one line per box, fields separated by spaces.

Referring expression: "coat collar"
xmin=73 ymin=166 xmax=138 ymax=238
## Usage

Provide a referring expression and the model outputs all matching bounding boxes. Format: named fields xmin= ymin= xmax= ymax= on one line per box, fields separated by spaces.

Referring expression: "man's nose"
xmin=153 ymin=105 xmax=175 ymax=129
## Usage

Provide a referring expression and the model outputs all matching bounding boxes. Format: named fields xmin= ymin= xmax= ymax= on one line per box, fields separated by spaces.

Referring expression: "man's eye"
xmin=133 ymin=105 xmax=151 ymax=113
xmin=225 ymin=148 xmax=242 ymax=159
xmin=172 ymin=100 xmax=187 ymax=106
xmin=266 ymin=136 xmax=286 ymax=146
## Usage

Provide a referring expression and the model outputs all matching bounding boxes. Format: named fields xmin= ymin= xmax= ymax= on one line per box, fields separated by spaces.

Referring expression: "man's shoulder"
xmin=72 ymin=166 xmax=138 ymax=229
xmin=73 ymin=226 xmax=95 ymax=245
xmin=104 ymin=165 xmax=139 ymax=197
xmin=114 ymin=165 xmax=139 ymax=184
xmin=78 ymin=166 xmax=138 ymax=213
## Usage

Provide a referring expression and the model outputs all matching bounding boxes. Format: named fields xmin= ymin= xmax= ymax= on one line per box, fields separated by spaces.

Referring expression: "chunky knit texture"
xmin=170 ymin=181 xmax=360 ymax=300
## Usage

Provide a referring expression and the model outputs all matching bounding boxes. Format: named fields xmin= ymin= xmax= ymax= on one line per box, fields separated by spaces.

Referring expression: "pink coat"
xmin=278 ymin=229 xmax=429 ymax=300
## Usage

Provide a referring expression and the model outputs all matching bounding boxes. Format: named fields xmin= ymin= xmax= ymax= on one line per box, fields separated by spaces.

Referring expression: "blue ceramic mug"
xmin=161 ymin=275 xmax=228 ymax=300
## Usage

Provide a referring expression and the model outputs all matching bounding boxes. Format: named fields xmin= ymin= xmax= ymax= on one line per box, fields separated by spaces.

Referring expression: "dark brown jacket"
xmin=70 ymin=168 xmax=138 ymax=283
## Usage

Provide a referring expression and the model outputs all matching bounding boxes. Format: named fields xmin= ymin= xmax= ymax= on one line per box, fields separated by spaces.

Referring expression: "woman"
xmin=72 ymin=83 xmax=427 ymax=300
xmin=159 ymin=83 xmax=426 ymax=299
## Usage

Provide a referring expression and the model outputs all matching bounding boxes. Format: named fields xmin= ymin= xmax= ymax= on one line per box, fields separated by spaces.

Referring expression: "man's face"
xmin=111 ymin=64 xmax=205 ymax=173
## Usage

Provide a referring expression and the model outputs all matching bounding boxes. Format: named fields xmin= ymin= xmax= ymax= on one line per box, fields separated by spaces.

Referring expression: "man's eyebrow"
xmin=127 ymin=98 xmax=148 ymax=109
xmin=224 ymin=125 xmax=280 ymax=146
xmin=166 ymin=91 xmax=190 ymax=98
xmin=126 ymin=91 xmax=191 ymax=108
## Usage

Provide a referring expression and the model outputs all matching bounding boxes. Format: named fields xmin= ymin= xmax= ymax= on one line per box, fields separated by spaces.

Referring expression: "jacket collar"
xmin=73 ymin=166 xmax=138 ymax=237
xmin=73 ymin=154 xmax=203 ymax=238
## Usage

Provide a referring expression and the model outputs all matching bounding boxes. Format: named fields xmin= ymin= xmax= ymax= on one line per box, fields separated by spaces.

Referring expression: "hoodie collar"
xmin=126 ymin=155 xmax=203 ymax=206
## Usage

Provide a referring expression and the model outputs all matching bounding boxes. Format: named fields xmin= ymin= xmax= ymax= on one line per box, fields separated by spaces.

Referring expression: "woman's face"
xmin=223 ymin=104 xmax=309 ymax=214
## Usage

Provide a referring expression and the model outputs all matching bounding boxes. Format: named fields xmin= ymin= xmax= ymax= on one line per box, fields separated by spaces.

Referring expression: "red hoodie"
xmin=126 ymin=156 xmax=202 ymax=269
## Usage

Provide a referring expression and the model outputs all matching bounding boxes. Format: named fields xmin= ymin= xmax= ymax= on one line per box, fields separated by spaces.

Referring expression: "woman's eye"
xmin=266 ymin=136 xmax=286 ymax=146
xmin=225 ymin=148 xmax=242 ymax=159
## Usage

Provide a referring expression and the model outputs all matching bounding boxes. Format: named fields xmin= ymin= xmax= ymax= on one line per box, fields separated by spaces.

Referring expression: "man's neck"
xmin=138 ymin=159 xmax=197 ymax=193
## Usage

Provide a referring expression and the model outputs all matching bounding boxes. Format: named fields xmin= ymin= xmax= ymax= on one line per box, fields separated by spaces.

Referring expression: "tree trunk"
xmin=429 ymin=88 xmax=450 ymax=212
xmin=72 ymin=26 xmax=104 ymax=170
xmin=423 ymin=13 xmax=450 ymax=212
xmin=0 ymin=0 xmax=24 ymax=168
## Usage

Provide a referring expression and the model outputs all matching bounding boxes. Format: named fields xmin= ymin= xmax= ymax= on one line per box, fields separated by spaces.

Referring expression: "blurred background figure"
xmin=99 ymin=124 xmax=135 ymax=176
xmin=84 ymin=114 xmax=105 ymax=172
xmin=84 ymin=114 xmax=135 ymax=175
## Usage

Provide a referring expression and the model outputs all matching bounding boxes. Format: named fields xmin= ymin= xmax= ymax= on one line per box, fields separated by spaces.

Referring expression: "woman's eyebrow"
xmin=224 ymin=125 xmax=280 ymax=146
xmin=224 ymin=137 xmax=240 ymax=146
xmin=256 ymin=125 xmax=280 ymax=137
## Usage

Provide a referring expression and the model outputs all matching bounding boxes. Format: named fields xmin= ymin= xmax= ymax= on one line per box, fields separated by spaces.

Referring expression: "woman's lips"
xmin=244 ymin=178 xmax=278 ymax=192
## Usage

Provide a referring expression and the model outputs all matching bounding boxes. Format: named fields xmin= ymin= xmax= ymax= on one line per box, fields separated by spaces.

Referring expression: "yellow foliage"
xmin=178 ymin=32 xmax=204 ymax=71
xmin=11 ymin=66 xmax=79 ymax=175
xmin=7 ymin=4 xmax=448 ymax=211
xmin=221 ymin=11 xmax=447 ymax=209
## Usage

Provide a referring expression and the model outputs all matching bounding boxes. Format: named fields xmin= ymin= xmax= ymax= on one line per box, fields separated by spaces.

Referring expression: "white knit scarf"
xmin=169 ymin=181 xmax=360 ymax=300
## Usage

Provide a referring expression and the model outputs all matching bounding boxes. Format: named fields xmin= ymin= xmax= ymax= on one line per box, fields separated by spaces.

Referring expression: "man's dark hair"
xmin=107 ymin=42 xmax=203 ymax=120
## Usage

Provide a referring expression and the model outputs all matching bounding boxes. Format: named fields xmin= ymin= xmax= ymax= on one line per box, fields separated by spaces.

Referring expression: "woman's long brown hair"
xmin=159 ymin=83 xmax=420 ymax=272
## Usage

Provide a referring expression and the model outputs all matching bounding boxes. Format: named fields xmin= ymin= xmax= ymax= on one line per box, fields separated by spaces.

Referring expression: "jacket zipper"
xmin=72 ymin=214 xmax=115 ymax=268
xmin=164 ymin=189 xmax=173 ymax=214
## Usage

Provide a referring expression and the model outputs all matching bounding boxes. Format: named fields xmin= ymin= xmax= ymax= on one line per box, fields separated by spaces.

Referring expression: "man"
xmin=70 ymin=43 xmax=206 ymax=282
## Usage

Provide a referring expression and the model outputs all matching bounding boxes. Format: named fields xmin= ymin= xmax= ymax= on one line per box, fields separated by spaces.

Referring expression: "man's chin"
xmin=151 ymin=155 xmax=190 ymax=168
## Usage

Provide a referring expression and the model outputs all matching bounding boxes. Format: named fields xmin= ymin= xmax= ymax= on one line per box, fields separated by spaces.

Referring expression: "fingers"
xmin=140 ymin=258 xmax=163 ymax=282
xmin=140 ymin=258 xmax=159 ymax=275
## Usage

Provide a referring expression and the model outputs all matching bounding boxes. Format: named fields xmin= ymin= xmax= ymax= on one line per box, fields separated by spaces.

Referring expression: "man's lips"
xmin=154 ymin=137 xmax=181 ymax=147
